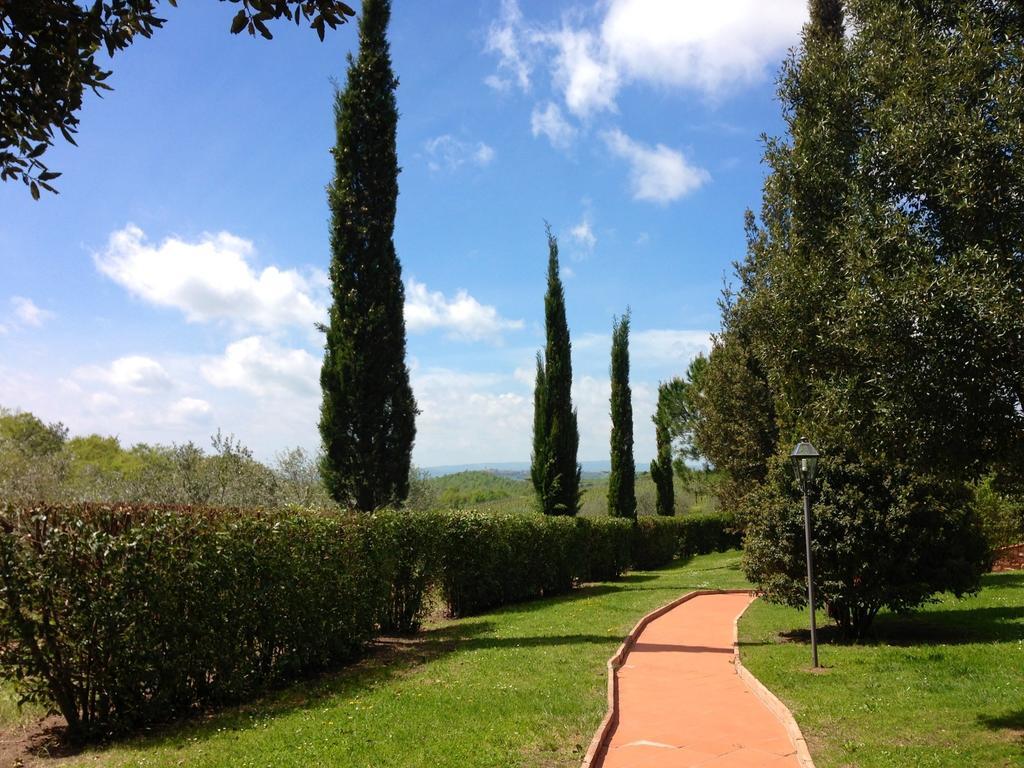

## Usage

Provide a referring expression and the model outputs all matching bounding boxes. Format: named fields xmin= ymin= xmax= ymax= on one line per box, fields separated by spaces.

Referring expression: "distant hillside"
xmin=424 ymin=460 xmax=614 ymax=479
xmin=427 ymin=470 xmax=530 ymax=508
xmin=424 ymin=468 xmax=718 ymax=517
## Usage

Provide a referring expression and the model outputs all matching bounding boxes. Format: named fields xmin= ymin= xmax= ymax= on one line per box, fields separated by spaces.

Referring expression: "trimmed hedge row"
xmin=0 ymin=503 xmax=738 ymax=740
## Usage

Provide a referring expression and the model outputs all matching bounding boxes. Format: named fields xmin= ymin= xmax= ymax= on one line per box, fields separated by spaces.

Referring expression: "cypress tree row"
xmin=607 ymin=311 xmax=636 ymax=519
xmin=319 ymin=0 xmax=417 ymax=512
xmin=530 ymin=228 xmax=580 ymax=516
xmin=650 ymin=382 xmax=675 ymax=516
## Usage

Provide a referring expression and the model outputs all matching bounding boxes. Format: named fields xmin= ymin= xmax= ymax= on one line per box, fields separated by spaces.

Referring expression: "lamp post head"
xmin=790 ymin=437 xmax=820 ymax=486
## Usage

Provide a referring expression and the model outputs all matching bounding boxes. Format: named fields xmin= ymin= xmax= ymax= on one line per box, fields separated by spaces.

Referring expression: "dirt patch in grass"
xmin=992 ymin=543 xmax=1024 ymax=572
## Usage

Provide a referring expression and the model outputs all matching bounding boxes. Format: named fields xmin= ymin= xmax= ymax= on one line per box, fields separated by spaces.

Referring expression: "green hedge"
xmin=434 ymin=511 xmax=585 ymax=617
xmin=0 ymin=503 xmax=739 ymax=740
xmin=577 ymin=516 xmax=633 ymax=581
xmin=0 ymin=503 xmax=388 ymax=741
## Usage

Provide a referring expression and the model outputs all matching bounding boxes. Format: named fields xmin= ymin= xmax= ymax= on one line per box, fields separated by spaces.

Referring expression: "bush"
xmin=434 ymin=511 xmax=584 ymax=617
xmin=0 ymin=503 xmax=387 ymax=741
xmin=370 ymin=510 xmax=439 ymax=634
xmin=577 ymin=516 xmax=632 ymax=580
xmin=0 ymin=502 xmax=743 ymax=740
xmin=974 ymin=476 xmax=1024 ymax=550
xmin=631 ymin=516 xmax=680 ymax=569
xmin=742 ymin=457 xmax=990 ymax=639
xmin=677 ymin=512 xmax=741 ymax=555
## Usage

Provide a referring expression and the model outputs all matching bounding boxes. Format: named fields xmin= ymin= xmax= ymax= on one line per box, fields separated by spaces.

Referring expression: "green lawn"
xmin=739 ymin=570 xmax=1024 ymax=768
xmin=56 ymin=551 xmax=748 ymax=768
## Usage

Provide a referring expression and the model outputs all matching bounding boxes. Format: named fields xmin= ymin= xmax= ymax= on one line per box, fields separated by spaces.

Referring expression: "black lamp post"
xmin=790 ymin=437 xmax=821 ymax=669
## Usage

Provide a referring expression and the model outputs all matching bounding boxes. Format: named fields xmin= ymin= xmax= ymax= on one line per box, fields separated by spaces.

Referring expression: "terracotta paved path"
xmin=597 ymin=592 xmax=800 ymax=768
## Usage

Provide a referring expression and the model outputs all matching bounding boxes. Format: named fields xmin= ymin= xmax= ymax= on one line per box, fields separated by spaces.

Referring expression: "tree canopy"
xmin=319 ymin=0 xmax=416 ymax=512
xmin=699 ymin=0 xmax=1018 ymax=636
xmin=1 ymin=0 xmax=356 ymax=197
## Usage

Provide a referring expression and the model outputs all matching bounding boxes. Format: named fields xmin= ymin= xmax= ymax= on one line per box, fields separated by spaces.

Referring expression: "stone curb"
xmin=732 ymin=599 xmax=817 ymax=768
xmin=578 ymin=588 xmax=752 ymax=768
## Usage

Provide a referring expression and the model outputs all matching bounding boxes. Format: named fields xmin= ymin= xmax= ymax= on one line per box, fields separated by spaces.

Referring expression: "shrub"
xmin=577 ymin=516 xmax=632 ymax=581
xmin=0 ymin=503 xmax=387 ymax=741
xmin=742 ymin=457 xmax=991 ymax=639
xmin=631 ymin=516 xmax=680 ymax=569
xmin=974 ymin=476 xmax=1024 ymax=550
xmin=435 ymin=511 xmax=584 ymax=617
xmin=369 ymin=509 xmax=439 ymax=634
xmin=677 ymin=511 xmax=741 ymax=555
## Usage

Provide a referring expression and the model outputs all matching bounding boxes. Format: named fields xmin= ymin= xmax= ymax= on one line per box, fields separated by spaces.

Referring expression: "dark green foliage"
xmin=0 ymin=501 xmax=744 ymax=740
xmin=0 ymin=503 xmax=386 ymax=741
xmin=743 ymin=457 xmax=990 ymax=639
xmin=631 ymin=517 xmax=680 ymax=569
xmin=808 ymin=0 xmax=844 ymax=40
xmin=698 ymin=0 xmax=1014 ymax=636
xmin=320 ymin=0 xmax=417 ymax=511
xmin=1 ymin=1 xmax=355 ymax=196
xmin=631 ymin=513 xmax=742 ymax=570
xmin=650 ymin=383 xmax=675 ymax=516
xmin=434 ymin=511 xmax=585 ymax=617
xmin=531 ymin=228 xmax=581 ymax=516
xmin=369 ymin=510 xmax=440 ymax=634
xmin=607 ymin=311 xmax=636 ymax=519
xmin=577 ymin=517 xmax=633 ymax=581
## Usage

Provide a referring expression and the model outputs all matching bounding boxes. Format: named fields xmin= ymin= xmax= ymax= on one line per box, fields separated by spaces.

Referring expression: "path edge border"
xmin=732 ymin=599 xmax=817 ymax=768
xmin=578 ymin=587 xmax=750 ymax=768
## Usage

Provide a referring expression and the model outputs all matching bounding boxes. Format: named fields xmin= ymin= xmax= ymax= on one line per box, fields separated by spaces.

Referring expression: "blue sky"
xmin=0 ymin=0 xmax=807 ymax=467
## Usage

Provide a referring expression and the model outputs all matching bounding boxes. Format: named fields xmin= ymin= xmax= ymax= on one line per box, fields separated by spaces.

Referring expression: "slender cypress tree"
xmin=650 ymin=382 xmax=675 ymax=516
xmin=531 ymin=227 xmax=580 ymax=515
xmin=319 ymin=0 xmax=416 ymax=511
xmin=607 ymin=311 xmax=636 ymax=519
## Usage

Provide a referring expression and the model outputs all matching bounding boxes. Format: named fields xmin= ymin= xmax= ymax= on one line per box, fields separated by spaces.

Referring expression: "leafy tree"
xmin=607 ymin=311 xmax=636 ymax=519
xmin=531 ymin=228 xmax=581 ymax=516
xmin=701 ymin=0 xmax=1015 ymax=637
xmin=0 ymin=407 xmax=67 ymax=456
xmin=650 ymin=382 xmax=675 ymax=516
xmin=319 ymin=0 xmax=416 ymax=512
xmin=1 ymin=0 xmax=355 ymax=197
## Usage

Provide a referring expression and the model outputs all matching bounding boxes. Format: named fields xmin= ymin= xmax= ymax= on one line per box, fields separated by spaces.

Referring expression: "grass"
xmin=51 ymin=550 xmax=748 ymax=767
xmin=463 ymin=471 xmax=719 ymax=517
xmin=738 ymin=570 xmax=1024 ymax=767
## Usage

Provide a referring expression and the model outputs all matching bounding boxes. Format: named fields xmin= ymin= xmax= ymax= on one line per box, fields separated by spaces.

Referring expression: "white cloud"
xmin=603 ymin=129 xmax=710 ymax=203
xmin=549 ymin=27 xmax=620 ymax=117
xmin=631 ymin=329 xmax=712 ymax=367
xmin=484 ymin=0 xmax=806 ymax=111
xmin=601 ymin=0 xmax=806 ymax=97
xmin=405 ymin=279 xmax=523 ymax=342
xmin=570 ymin=214 xmax=597 ymax=250
xmin=424 ymin=135 xmax=496 ymax=172
xmin=576 ymin=329 xmax=711 ymax=368
xmin=166 ymin=397 xmax=214 ymax=425
xmin=76 ymin=355 xmax=174 ymax=393
xmin=484 ymin=0 xmax=533 ymax=92
xmin=530 ymin=101 xmax=577 ymax=149
xmin=94 ymin=225 xmax=324 ymax=330
xmin=202 ymin=336 xmax=320 ymax=397
xmin=10 ymin=296 xmax=55 ymax=327
xmin=412 ymin=367 xmax=532 ymax=465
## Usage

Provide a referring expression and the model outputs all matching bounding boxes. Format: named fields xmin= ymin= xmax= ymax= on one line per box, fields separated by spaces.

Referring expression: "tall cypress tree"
xmin=531 ymin=227 xmax=580 ymax=515
xmin=319 ymin=0 xmax=416 ymax=512
xmin=650 ymin=382 xmax=675 ymax=516
xmin=607 ymin=311 xmax=636 ymax=519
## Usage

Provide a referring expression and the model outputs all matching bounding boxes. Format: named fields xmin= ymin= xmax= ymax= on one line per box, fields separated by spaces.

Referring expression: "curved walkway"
xmin=593 ymin=592 xmax=803 ymax=768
